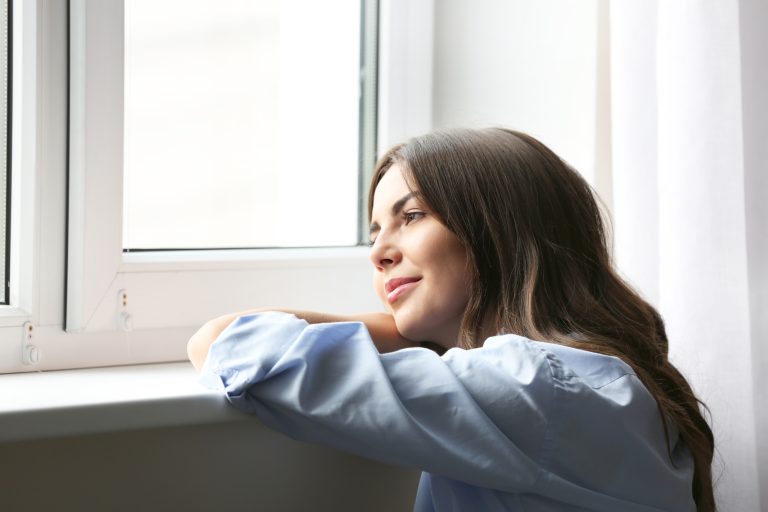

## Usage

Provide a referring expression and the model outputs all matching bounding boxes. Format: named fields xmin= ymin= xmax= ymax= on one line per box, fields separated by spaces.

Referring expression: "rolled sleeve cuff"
xmin=199 ymin=311 xmax=309 ymax=397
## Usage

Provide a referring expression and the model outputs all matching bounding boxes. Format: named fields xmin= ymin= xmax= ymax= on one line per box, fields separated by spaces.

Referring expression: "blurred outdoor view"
xmin=123 ymin=0 xmax=362 ymax=250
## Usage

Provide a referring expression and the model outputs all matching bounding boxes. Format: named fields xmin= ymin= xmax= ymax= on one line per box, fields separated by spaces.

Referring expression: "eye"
xmin=403 ymin=211 xmax=425 ymax=225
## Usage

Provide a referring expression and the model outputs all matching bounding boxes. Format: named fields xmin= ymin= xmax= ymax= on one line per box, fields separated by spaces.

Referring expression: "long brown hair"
xmin=368 ymin=128 xmax=715 ymax=511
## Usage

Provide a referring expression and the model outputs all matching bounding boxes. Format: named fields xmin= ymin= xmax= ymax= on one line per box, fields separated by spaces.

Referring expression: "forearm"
xmin=187 ymin=309 xmax=417 ymax=371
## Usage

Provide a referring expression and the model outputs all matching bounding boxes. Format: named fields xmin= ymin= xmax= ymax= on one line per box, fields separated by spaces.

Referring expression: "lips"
xmin=385 ymin=277 xmax=421 ymax=294
xmin=385 ymin=277 xmax=422 ymax=304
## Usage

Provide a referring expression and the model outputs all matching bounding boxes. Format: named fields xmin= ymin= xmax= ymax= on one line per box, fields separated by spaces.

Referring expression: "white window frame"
xmin=0 ymin=0 xmax=47 ymax=369
xmin=2 ymin=0 xmax=37 ymax=328
xmin=0 ymin=0 xmax=433 ymax=374
xmin=377 ymin=0 xmax=433 ymax=152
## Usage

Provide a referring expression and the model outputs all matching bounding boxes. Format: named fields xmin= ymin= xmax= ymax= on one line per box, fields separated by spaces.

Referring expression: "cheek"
xmin=433 ymin=251 xmax=472 ymax=312
xmin=433 ymin=243 xmax=470 ymax=293
xmin=449 ymin=275 xmax=472 ymax=312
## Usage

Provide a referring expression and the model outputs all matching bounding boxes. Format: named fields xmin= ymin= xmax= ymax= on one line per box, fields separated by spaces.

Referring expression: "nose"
xmin=368 ymin=232 xmax=402 ymax=270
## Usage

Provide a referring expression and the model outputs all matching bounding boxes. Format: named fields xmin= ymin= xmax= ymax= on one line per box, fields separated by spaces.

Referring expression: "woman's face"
xmin=368 ymin=165 xmax=471 ymax=349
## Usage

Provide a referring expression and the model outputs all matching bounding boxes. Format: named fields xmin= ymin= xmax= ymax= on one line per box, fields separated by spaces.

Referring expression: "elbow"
xmin=187 ymin=314 xmax=237 ymax=372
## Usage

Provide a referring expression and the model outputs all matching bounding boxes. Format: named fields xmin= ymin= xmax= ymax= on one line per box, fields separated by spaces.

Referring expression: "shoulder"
xmin=479 ymin=334 xmax=637 ymax=390
xmin=468 ymin=334 xmax=660 ymax=453
xmin=479 ymin=335 xmax=689 ymax=499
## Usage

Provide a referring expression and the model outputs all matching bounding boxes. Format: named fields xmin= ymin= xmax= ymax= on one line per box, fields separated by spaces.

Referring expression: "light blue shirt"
xmin=200 ymin=312 xmax=695 ymax=511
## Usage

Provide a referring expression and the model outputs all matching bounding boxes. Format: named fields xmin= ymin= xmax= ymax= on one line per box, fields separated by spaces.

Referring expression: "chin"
xmin=392 ymin=315 xmax=427 ymax=343
xmin=394 ymin=313 xmax=448 ymax=346
xmin=390 ymin=302 xmax=464 ymax=346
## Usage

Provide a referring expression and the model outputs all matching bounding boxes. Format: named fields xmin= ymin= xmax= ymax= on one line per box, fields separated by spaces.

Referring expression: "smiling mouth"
xmin=385 ymin=277 xmax=422 ymax=304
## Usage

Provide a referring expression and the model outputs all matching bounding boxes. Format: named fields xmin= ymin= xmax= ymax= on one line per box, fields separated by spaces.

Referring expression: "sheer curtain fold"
xmin=609 ymin=0 xmax=763 ymax=509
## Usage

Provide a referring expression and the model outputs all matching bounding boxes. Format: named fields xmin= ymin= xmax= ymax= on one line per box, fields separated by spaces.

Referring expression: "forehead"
xmin=372 ymin=165 xmax=414 ymax=213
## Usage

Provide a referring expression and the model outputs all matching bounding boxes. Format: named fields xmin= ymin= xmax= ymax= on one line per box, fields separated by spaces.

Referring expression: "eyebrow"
xmin=369 ymin=191 xmax=418 ymax=235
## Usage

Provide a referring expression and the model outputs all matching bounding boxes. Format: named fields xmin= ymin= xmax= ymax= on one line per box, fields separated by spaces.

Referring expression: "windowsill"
xmin=0 ymin=362 xmax=248 ymax=443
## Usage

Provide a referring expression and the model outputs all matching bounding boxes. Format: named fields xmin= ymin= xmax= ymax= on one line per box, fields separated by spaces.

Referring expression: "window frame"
xmin=0 ymin=0 xmax=42 ymax=329
xmin=0 ymin=0 xmax=69 ymax=374
xmin=0 ymin=0 xmax=434 ymax=374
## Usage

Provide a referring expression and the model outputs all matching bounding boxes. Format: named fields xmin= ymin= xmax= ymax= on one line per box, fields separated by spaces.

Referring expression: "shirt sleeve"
xmin=200 ymin=311 xmax=557 ymax=493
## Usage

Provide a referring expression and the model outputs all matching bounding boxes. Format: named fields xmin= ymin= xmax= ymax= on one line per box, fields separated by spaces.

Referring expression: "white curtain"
xmin=610 ymin=0 xmax=767 ymax=510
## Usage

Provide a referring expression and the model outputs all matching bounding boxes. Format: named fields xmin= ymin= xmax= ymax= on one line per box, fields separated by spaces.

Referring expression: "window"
xmin=65 ymin=0 xmax=383 ymax=334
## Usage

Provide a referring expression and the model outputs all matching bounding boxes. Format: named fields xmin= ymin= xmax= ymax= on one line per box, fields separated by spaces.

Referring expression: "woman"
xmin=188 ymin=128 xmax=715 ymax=511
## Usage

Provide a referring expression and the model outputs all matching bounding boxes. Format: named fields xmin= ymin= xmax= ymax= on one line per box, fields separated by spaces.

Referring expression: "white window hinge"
xmin=22 ymin=322 xmax=42 ymax=365
xmin=117 ymin=289 xmax=133 ymax=332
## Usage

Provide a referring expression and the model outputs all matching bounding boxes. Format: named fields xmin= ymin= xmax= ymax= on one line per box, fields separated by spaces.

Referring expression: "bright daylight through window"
xmin=123 ymin=0 xmax=372 ymax=251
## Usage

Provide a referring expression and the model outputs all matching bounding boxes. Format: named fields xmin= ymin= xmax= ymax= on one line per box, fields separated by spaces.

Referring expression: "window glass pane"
xmin=123 ymin=0 xmax=362 ymax=250
xmin=0 ymin=0 xmax=8 ymax=303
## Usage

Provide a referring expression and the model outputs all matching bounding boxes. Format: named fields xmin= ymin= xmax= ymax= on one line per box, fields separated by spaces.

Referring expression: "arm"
xmin=187 ymin=309 xmax=416 ymax=371
xmin=199 ymin=312 xmax=554 ymax=493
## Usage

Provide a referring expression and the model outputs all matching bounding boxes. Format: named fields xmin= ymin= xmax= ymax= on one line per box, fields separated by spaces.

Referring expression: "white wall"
xmin=432 ymin=0 xmax=602 ymax=188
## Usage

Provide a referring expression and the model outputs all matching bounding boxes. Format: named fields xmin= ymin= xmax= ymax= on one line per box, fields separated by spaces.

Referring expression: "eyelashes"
xmin=403 ymin=210 xmax=425 ymax=225
xmin=369 ymin=210 xmax=426 ymax=246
